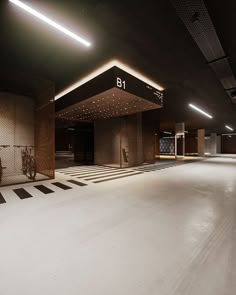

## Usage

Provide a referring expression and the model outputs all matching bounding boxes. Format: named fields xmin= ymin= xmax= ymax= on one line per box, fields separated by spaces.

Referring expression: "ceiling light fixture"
xmin=9 ymin=0 xmax=91 ymax=47
xmin=163 ymin=131 xmax=172 ymax=134
xmin=225 ymin=125 xmax=234 ymax=131
xmin=55 ymin=59 xmax=164 ymax=100
xmin=189 ymin=103 xmax=213 ymax=119
xmin=222 ymin=133 xmax=236 ymax=136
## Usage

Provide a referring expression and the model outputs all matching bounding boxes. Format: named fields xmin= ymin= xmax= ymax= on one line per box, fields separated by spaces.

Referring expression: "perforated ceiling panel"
xmin=56 ymin=87 xmax=161 ymax=121
xmin=171 ymin=0 xmax=236 ymax=103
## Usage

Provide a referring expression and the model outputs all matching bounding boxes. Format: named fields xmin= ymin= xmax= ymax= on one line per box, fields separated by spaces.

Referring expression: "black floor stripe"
xmin=74 ymin=169 xmax=127 ymax=178
xmin=0 ymin=192 xmax=6 ymax=204
xmin=63 ymin=167 xmax=118 ymax=175
xmin=65 ymin=169 xmax=117 ymax=176
xmin=13 ymin=188 xmax=33 ymax=199
xmin=60 ymin=168 xmax=114 ymax=175
xmin=134 ymin=161 xmax=196 ymax=172
xmin=67 ymin=180 xmax=87 ymax=186
xmin=93 ymin=172 xmax=143 ymax=183
xmin=34 ymin=185 xmax=54 ymax=194
xmin=51 ymin=182 xmax=72 ymax=190
xmin=85 ymin=171 xmax=136 ymax=181
xmin=57 ymin=166 xmax=116 ymax=173
xmin=135 ymin=164 xmax=177 ymax=171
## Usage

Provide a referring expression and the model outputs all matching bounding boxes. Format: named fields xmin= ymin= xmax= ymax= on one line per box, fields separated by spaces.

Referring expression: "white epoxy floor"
xmin=0 ymin=158 xmax=236 ymax=295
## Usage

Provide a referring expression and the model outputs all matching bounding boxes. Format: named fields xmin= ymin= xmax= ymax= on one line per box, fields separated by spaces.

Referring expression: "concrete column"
xmin=175 ymin=122 xmax=185 ymax=159
xmin=210 ymin=133 xmax=217 ymax=155
xmin=197 ymin=129 xmax=205 ymax=157
xmin=217 ymin=135 xmax=221 ymax=154
xmin=142 ymin=112 xmax=159 ymax=163
xmin=126 ymin=113 xmax=143 ymax=167
xmin=154 ymin=132 xmax=160 ymax=159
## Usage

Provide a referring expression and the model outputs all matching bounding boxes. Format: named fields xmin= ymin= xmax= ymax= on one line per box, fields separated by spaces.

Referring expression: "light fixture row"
xmin=189 ymin=103 xmax=234 ymax=132
xmin=9 ymin=0 xmax=91 ymax=47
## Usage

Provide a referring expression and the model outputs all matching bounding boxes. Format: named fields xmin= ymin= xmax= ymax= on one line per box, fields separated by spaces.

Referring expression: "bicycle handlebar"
xmin=0 ymin=145 xmax=10 ymax=148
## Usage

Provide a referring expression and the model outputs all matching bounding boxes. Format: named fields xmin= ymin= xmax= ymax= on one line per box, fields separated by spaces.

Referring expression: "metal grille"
xmin=160 ymin=137 xmax=175 ymax=155
xmin=171 ymin=0 xmax=236 ymax=103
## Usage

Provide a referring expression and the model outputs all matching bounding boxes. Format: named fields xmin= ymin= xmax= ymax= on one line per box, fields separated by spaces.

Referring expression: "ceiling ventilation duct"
xmin=171 ymin=0 xmax=236 ymax=103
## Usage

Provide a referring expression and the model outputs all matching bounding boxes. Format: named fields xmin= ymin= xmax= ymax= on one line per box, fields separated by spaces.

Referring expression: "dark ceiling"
xmin=0 ymin=0 xmax=236 ymax=133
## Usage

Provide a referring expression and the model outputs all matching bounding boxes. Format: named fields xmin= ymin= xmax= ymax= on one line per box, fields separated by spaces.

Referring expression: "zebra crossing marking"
xmin=67 ymin=180 xmax=87 ymax=186
xmin=34 ymin=185 xmax=54 ymax=194
xmin=51 ymin=182 xmax=72 ymax=190
xmin=0 ymin=192 xmax=6 ymax=204
xmin=13 ymin=188 xmax=33 ymax=200
xmin=66 ymin=168 xmax=120 ymax=177
xmin=0 ymin=165 xmax=146 ymax=205
xmin=134 ymin=160 xmax=196 ymax=172
xmin=93 ymin=172 xmax=143 ymax=183
xmin=56 ymin=165 xmax=143 ymax=184
xmin=75 ymin=169 xmax=128 ymax=179
xmin=84 ymin=170 xmax=138 ymax=181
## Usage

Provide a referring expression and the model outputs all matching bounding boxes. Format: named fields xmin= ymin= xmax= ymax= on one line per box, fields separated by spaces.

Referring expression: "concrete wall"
xmin=217 ymin=135 xmax=221 ymax=153
xmin=94 ymin=117 xmax=124 ymax=166
xmin=142 ymin=112 xmax=158 ymax=163
xmin=204 ymin=137 xmax=211 ymax=154
xmin=198 ymin=129 xmax=205 ymax=157
xmin=127 ymin=113 xmax=143 ymax=167
xmin=94 ymin=114 xmax=143 ymax=167
xmin=221 ymin=135 xmax=236 ymax=154
xmin=0 ymin=92 xmax=34 ymax=176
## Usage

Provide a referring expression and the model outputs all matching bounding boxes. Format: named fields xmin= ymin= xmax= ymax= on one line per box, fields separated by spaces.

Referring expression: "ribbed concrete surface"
xmin=0 ymin=157 xmax=236 ymax=295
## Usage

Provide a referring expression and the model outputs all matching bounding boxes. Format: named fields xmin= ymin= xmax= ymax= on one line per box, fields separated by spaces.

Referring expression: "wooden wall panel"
xmin=221 ymin=135 xmax=236 ymax=154
xmin=35 ymin=85 xmax=55 ymax=178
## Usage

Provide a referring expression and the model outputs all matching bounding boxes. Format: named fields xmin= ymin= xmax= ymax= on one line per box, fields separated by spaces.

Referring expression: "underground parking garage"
xmin=1 ymin=1 xmax=236 ymax=295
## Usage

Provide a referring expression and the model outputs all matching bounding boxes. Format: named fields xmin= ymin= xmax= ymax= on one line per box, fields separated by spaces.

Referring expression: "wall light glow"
xmin=189 ymin=103 xmax=213 ymax=119
xmin=225 ymin=125 xmax=234 ymax=131
xmin=9 ymin=0 xmax=91 ymax=47
xmin=55 ymin=59 xmax=164 ymax=100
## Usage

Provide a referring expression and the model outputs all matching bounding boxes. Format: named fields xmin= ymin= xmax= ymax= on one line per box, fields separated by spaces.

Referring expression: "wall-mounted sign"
xmin=116 ymin=77 xmax=126 ymax=90
xmin=114 ymin=67 xmax=163 ymax=107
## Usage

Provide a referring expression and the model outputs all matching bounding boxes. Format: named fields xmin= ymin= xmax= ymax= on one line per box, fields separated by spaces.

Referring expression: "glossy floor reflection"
xmin=0 ymin=157 xmax=236 ymax=295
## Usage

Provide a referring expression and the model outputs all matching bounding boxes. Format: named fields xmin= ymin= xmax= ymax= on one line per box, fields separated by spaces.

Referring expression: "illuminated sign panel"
xmin=114 ymin=67 xmax=163 ymax=107
xmin=56 ymin=66 xmax=163 ymax=113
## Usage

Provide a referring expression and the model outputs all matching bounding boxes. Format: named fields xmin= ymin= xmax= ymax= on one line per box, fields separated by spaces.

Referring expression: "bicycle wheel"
xmin=0 ymin=160 xmax=2 ymax=183
xmin=22 ymin=155 xmax=27 ymax=175
xmin=29 ymin=157 xmax=37 ymax=180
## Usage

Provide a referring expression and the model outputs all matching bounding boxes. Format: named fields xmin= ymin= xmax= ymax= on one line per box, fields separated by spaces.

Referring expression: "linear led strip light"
xmin=9 ymin=0 xmax=91 ymax=47
xmin=225 ymin=125 xmax=234 ymax=131
xmin=55 ymin=59 xmax=164 ymax=100
xmin=189 ymin=103 xmax=213 ymax=119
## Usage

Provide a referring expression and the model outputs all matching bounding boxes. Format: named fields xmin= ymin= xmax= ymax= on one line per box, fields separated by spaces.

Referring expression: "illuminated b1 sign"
xmin=115 ymin=67 xmax=163 ymax=107
xmin=116 ymin=77 xmax=126 ymax=90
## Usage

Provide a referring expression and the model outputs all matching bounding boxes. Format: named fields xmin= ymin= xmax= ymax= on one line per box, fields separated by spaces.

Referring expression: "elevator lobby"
xmin=0 ymin=1 xmax=236 ymax=294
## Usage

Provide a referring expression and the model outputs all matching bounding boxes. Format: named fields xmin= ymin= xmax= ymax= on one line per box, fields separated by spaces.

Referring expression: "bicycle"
xmin=0 ymin=145 xmax=10 ymax=183
xmin=14 ymin=145 xmax=37 ymax=180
